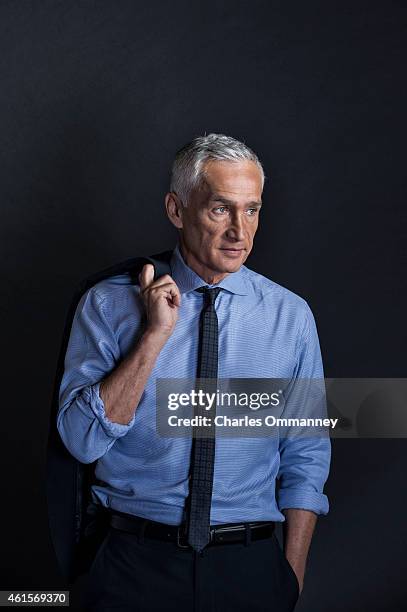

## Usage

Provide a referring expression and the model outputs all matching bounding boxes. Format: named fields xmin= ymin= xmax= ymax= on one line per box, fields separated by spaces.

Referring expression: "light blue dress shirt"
xmin=57 ymin=243 xmax=331 ymax=525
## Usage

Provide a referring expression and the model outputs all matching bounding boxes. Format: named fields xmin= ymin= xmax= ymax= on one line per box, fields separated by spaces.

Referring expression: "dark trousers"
xmin=82 ymin=525 xmax=300 ymax=612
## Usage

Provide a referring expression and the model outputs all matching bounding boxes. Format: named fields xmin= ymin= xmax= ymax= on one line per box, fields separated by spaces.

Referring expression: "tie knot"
xmin=196 ymin=286 xmax=222 ymax=307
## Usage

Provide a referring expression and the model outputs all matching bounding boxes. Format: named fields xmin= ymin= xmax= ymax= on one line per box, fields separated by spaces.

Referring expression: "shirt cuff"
xmin=277 ymin=487 xmax=329 ymax=515
xmin=86 ymin=382 xmax=136 ymax=438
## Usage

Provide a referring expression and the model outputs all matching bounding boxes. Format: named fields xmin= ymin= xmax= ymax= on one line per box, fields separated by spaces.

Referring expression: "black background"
xmin=1 ymin=1 xmax=406 ymax=610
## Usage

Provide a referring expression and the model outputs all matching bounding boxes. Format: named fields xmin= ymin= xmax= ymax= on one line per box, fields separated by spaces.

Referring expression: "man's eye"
xmin=213 ymin=206 xmax=228 ymax=214
xmin=247 ymin=208 xmax=258 ymax=216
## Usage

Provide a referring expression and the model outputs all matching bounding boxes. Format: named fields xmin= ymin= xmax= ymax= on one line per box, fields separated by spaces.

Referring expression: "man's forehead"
xmin=200 ymin=159 xmax=263 ymax=196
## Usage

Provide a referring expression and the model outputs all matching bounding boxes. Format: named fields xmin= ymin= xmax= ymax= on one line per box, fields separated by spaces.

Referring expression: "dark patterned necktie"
xmin=186 ymin=286 xmax=222 ymax=552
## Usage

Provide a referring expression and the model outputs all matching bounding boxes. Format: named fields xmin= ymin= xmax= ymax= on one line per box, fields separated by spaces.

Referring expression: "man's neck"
xmin=177 ymin=242 xmax=229 ymax=285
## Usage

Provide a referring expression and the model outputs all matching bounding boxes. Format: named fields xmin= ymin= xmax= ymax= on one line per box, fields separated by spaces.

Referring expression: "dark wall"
xmin=1 ymin=1 xmax=406 ymax=610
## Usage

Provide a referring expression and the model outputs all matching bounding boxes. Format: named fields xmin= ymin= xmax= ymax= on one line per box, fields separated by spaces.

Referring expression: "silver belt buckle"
xmin=209 ymin=527 xmax=216 ymax=544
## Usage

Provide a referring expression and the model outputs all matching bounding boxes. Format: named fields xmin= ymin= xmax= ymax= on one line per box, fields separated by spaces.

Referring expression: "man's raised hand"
xmin=139 ymin=264 xmax=181 ymax=339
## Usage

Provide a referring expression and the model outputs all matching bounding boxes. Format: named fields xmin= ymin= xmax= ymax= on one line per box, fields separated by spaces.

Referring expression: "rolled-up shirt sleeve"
xmin=277 ymin=301 xmax=331 ymax=515
xmin=57 ymin=285 xmax=135 ymax=464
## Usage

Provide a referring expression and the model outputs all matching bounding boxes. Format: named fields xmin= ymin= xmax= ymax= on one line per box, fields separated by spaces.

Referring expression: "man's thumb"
xmin=139 ymin=263 xmax=155 ymax=289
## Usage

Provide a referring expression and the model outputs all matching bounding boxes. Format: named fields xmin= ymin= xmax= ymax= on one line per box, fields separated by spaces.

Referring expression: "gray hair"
xmin=170 ymin=133 xmax=265 ymax=206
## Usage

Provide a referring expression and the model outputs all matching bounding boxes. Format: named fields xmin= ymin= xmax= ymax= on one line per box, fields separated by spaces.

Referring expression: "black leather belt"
xmin=109 ymin=511 xmax=275 ymax=549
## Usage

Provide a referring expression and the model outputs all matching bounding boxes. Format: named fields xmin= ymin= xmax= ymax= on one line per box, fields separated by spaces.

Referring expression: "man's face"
xmin=167 ymin=159 xmax=263 ymax=283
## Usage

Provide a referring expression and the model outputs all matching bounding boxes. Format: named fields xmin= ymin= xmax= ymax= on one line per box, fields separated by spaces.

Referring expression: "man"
xmin=57 ymin=133 xmax=331 ymax=611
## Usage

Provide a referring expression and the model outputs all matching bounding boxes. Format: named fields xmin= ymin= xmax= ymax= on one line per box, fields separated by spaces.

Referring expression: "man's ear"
xmin=165 ymin=192 xmax=184 ymax=229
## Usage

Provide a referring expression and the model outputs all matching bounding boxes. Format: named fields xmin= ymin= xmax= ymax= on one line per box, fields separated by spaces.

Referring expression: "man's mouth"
xmin=219 ymin=247 xmax=246 ymax=258
xmin=220 ymin=247 xmax=245 ymax=251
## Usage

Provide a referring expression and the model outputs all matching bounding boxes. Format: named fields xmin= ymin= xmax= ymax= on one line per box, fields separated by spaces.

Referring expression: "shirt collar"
xmin=170 ymin=242 xmax=249 ymax=296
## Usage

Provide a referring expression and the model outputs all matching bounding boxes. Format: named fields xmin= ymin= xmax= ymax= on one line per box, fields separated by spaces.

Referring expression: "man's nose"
xmin=226 ymin=213 xmax=245 ymax=241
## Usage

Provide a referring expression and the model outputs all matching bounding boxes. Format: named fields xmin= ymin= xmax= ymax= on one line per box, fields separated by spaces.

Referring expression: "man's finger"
xmin=161 ymin=284 xmax=181 ymax=307
xmin=146 ymin=282 xmax=181 ymax=307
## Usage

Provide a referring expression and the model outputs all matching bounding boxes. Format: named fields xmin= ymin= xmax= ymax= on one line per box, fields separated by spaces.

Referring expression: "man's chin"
xmin=216 ymin=253 xmax=246 ymax=272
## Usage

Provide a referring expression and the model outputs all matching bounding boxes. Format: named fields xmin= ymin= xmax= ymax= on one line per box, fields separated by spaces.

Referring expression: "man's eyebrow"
xmin=210 ymin=195 xmax=262 ymax=207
